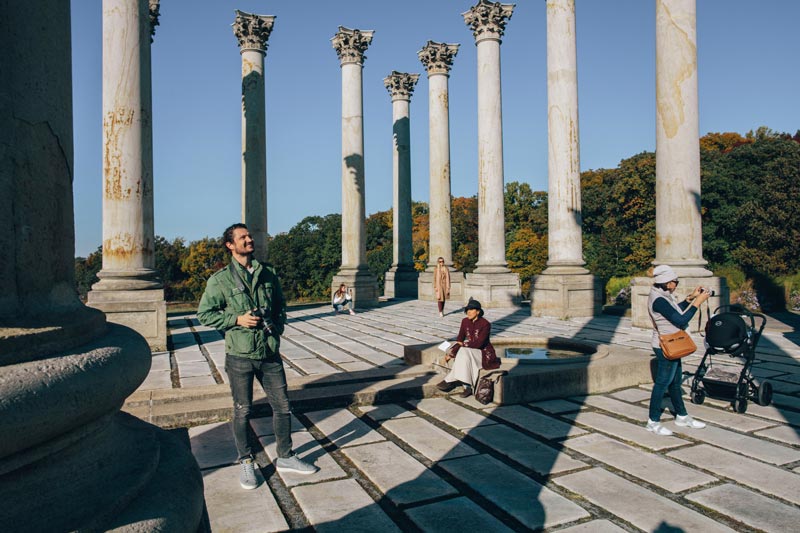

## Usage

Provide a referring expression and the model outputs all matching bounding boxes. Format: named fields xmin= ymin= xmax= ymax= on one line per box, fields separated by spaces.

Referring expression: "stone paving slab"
xmin=438 ymin=454 xmax=590 ymax=529
xmin=486 ymin=404 xmax=588 ymax=440
xmin=341 ymin=441 xmax=458 ymax=506
xmin=686 ymin=483 xmax=800 ymax=533
xmin=408 ymin=398 xmax=498 ymax=430
xmin=610 ymin=387 xmax=652 ymax=403
xmin=189 ymin=421 xmax=238 ymax=468
xmin=357 ymin=403 xmax=416 ymax=422
xmin=139 ymin=370 xmax=172 ymax=390
xmin=577 ymin=394 xmax=660 ymax=423
xmin=744 ymin=402 xmax=800 ymax=427
xmin=554 ymin=467 xmax=736 ymax=533
xmin=562 ymin=411 xmax=689 ymax=450
xmin=661 ymin=398 xmax=777 ymax=432
xmin=291 ymin=478 xmax=401 ymax=533
xmin=304 ymin=408 xmax=386 ymax=449
xmin=203 ymin=465 xmax=288 ymax=533
xmin=180 ymin=375 xmax=217 ymax=388
xmin=178 ymin=361 xmax=212 ymax=378
xmin=564 ymin=433 xmax=716 ymax=492
xmin=531 ymin=398 xmax=583 ymax=414
xmin=466 ymin=424 xmax=587 ymax=476
xmin=380 ymin=417 xmax=480 ymax=462
xmin=404 ymin=496 xmax=515 ymax=532
xmin=754 ymin=424 xmax=800 ymax=446
xmin=150 ymin=353 xmax=171 ymax=371
xmin=259 ymin=430 xmax=347 ymax=488
xmin=557 ymin=519 xmax=628 ymax=533
xmin=668 ymin=444 xmax=800 ymax=505
xmin=667 ymin=422 xmax=800 ymax=465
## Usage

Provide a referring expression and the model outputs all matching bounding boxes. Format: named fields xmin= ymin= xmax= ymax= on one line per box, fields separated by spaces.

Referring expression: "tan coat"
xmin=434 ymin=264 xmax=451 ymax=301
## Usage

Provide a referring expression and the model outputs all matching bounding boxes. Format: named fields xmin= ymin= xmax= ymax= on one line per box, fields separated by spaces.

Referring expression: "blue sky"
xmin=70 ymin=0 xmax=800 ymax=256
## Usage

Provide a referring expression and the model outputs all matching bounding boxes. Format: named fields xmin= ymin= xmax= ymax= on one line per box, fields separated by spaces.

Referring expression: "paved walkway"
xmin=148 ymin=300 xmax=800 ymax=532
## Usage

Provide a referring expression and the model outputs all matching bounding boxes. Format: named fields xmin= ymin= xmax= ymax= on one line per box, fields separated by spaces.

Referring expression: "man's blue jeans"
xmin=225 ymin=354 xmax=292 ymax=461
xmin=648 ymin=347 xmax=689 ymax=421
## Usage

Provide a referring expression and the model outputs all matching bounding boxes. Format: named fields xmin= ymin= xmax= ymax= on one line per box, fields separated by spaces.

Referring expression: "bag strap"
xmin=228 ymin=262 xmax=256 ymax=308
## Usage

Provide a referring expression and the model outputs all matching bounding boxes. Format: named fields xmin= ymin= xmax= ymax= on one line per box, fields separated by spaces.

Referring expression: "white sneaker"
xmin=439 ymin=312 xmax=444 ymax=317
xmin=675 ymin=414 xmax=706 ymax=429
xmin=646 ymin=419 xmax=673 ymax=436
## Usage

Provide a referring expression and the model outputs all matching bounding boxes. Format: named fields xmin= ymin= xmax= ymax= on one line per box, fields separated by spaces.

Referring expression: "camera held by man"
xmin=250 ymin=307 xmax=275 ymax=335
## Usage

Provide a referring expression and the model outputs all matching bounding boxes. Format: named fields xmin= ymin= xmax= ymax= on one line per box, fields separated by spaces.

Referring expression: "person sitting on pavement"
xmin=646 ymin=264 xmax=710 ymax=436
xmin=332 ymin=283 xmax=356 ymax=315
xmin=436 ymin=298 xmax=501 ymax=398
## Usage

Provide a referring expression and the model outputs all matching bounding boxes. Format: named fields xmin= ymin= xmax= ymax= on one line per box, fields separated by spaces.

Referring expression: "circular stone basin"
xmin=494 ymin=337 xmax=608 ymax=365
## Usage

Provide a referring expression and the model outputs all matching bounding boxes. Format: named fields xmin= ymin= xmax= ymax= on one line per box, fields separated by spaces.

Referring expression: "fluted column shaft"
xmin=545 ymin=0 xmax=586 ymax=271
xmin=464 ymin=1 xmax=514 ymax=273
xmin=655 ymin=0 xmax=708 ymax=274
xmin=419 ymin=42 xmax=459 ymax=268
xmin=384 ymin=72 xmax=419 ymax=270
xmin=333 ymin=27 xmax=373 ymax=270
xmin=233 ymin=11 xmax=274 ymax=261
xmin=96 ymin=0 xmax=159 ymax=290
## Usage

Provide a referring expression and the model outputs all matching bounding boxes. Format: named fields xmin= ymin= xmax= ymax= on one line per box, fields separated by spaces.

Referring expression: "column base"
xmin=332 ymin=268 xmax=379 ymax=308
xmin=87 ymin=288 xmax=167 ymax=351
xmin=418 ymin=267 xmax=466 ymax=301
xmin=384 ymin=265 xmax=419 ymax=298
xmin=631 ymin=275 xmax=729 ymax=331
xmin=463 ymin=271 xmax=521 ymax=307
xmin=531 ymin=271 xmax=602 ymax=318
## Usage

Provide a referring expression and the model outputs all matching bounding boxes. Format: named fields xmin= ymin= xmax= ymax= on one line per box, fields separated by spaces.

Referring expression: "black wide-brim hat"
xmin=464 ymin=298 xmax=484 ymax=317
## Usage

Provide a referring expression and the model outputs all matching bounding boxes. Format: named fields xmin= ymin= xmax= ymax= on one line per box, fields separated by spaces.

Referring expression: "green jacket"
xmin=197 ymin=258 xmax=286 ymax=360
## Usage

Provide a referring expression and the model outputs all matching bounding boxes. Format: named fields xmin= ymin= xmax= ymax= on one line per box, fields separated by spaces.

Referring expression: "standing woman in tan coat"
xmin=434 ymin=257 xmax=451 ymax=317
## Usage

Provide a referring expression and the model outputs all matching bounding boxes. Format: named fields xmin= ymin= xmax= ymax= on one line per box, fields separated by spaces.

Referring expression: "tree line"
xmin=75 ymin=128 xmax=800 ymax=310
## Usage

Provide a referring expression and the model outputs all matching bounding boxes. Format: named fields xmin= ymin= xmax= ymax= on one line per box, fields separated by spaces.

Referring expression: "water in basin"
xmin=500 ymin=346 xmax=589 ymax=360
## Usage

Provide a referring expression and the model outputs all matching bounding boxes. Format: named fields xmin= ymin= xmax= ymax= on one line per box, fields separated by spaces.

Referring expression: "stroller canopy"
xmin=705 ymin=312 xmax=749 ymax=357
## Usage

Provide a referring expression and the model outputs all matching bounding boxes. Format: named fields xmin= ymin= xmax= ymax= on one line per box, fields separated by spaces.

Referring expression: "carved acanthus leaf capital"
xmin=331 ymin=26 xmax=374 ymax=65
xmin=148 ymin=0 xmax=160 ymax=42
xmin=418 ymin=41 xmax=460 ymax=76
xmin=384 ymin=72 xmax=420 ymax=101
xmin=462 ymin=0 xmax=515 ymax=43
xmin=232 ymin=10 xmax=275 ymax=53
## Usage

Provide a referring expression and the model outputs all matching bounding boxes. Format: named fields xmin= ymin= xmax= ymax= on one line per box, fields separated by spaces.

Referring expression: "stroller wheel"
xmin=757 ymin=381 xmax=773 ymax=406
xmin=733 ymin=397 xmax=748 ymax=414
xmin=691 ymin=389 xmax=706 ymax=405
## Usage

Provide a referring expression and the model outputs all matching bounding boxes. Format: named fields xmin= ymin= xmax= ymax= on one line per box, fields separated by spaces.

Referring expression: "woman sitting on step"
xmin=436 ymin=298 xmax=500 ymax=397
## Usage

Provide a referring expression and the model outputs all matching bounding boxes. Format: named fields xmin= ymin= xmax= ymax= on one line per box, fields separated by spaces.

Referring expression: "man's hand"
xmin=236 ymin=313 xmax=261 ymax=328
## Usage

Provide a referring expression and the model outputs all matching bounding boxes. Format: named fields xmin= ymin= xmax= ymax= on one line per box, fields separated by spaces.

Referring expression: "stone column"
xmin=331 ymin=27 xmax=379 ymax=307
xmin=383 ymin=71 xmax=420 ymax=298
xmin=87 ymin=0 xmax=166 ymax=351
xmin=631 ymin=0 xmax=727 ymax=328
xmin=531 ymin=0 xmax=601 ymax=318
xmin=462 ymin=0 xmax=520 ymax=307
xmin=0 ymin=0 xmax=203 ymax=529
xmin=232 ymin=10 xmax=274 ymax=261
xmin=416 ymin=41 xmax=466 ymax=301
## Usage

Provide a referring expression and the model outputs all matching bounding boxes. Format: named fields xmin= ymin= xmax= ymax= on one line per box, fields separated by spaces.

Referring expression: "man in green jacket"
xmin=197 ymin=223 xmax=317 ymax=489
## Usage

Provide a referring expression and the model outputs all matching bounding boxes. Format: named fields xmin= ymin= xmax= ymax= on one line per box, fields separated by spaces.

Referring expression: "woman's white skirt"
xmin=444 ymin=347 xmax=482 ymax=388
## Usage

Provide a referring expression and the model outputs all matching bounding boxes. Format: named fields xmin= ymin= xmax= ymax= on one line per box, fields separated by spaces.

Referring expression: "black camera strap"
xmin=228 ymin=261 xmax=256 ymax=308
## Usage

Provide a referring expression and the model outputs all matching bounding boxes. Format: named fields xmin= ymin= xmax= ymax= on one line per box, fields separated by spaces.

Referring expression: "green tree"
xmin=451 ymin=195 xmax=479 ymax=272
xmin=155 ymin=236 xmax=189 ymax=301
xmin=178 ymin=237 xmax=227 ymax=301
xmin=74 ymin=246 xmax=103 ymax=298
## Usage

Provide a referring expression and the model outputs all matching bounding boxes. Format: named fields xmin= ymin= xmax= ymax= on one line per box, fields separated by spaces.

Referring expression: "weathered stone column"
xmin=631 ymin=0 xmax=727 ymax=328
xmin=88 ymin=0 xmax=166 ymax=350
xmin=417 ymin=41 xmax=466 ymax=301
xmin=233 ymin=10 xmax=274 ymax=260
xmin=331 ymin=27 xmax=379 ymax=307
xmin=383 ymin=71 xmax=420 ymax=298
xmin=462 ymin=0 xmax=520 ymax=307
xmin=0 ymin=0 xmax=203 ymax=529
xmin=531 ymin=0 xmax=601 ymax=318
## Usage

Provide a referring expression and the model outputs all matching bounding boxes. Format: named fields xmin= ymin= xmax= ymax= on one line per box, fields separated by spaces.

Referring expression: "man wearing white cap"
xmin=646 ymin=265 xmax=711 ymax=435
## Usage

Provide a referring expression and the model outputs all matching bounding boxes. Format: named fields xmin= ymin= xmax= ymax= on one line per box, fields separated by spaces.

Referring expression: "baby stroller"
xmin=689 ymin=304 xmax=772 ymax=413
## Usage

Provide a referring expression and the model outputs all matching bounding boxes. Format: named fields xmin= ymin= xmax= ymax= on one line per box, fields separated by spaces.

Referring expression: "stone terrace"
xmin=129 ymin=300 xmax=800 ymax=532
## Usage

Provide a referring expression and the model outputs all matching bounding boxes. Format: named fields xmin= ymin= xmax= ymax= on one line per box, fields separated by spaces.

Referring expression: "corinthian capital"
xmin=331 ymin=26 xmax=374 ymax=66
xmin=148 ymin=0 xmax=160 ymax=42
xmin=418 ymin=41 xmax=460 ymax=76
xmin=462 ymin=0 xmax=515 ymax=43
xmin=384 ymin=72 xmax=420 ymax=101
xmin=232 ymin=10 xmax=275 ymax=54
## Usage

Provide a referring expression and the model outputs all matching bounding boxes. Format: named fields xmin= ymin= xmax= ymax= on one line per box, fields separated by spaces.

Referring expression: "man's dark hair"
xmin=222 ymin=223 xmax=248 ymax=251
